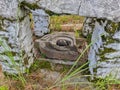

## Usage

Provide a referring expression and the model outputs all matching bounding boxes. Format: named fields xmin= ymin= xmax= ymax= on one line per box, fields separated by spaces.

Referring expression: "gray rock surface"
xmin=1 ymin=0 xmax=120 ymax=21
xmin=32 ymin=9 xmax=50 ymax=37
xmin=82 ymin=17 xmax=96 ymax=37
xmin=79 ymin=0 xmax=120 ymax=22
xmin=25 ymin=0 xmax=120 ymax=22
xmin=0 ymin=0 xmax=50 ymax=74
xmin=38 ymin=0 xmax=81 ymax=15
xmin=37 ymin=32 xmax=79 ymax=60
xmin=88 ymin=18 xmax=120 ymax=79
xmin=0 ymin=0 xmax=25 ymax=19
xmin=0 ymin=16 xmax=34 ymax=74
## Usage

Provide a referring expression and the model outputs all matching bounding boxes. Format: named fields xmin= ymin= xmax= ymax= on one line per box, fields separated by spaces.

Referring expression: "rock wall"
xmin=87 ymin=18 xmax=120 ymax=79
xmin=25 ymin=0 xmax=120 ymax=22
xmin=0 ymin=16 xmax=34 ymax=74
xmin=1 ymin=0 xmax=120 ymax=79
xmin=0 ymin=0 xmax=49 ymax=74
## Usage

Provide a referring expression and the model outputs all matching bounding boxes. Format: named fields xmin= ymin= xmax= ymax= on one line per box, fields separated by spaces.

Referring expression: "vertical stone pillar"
xmin=0 ymin=0 xmax=34 ymax=74
xmin=85 ymin=18 xmax=120 ymax=79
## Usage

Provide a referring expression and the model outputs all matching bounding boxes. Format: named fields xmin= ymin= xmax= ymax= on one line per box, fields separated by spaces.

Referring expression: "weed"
xmin=30 ymin=60 xmax=51 ymax=72
xmin=0 ymin=37 xmax=26 ymax=86
xmin=75 ymin=29 xmax=80 ymax=38
xmin=47 ymin=41 xmax=92 ymax=90
xmin=93 ymin=75 xmax=120 ymax=90
xmin=0 ymin=3 xmax=27 ymax=88
xmin=50 ymin=15 xmax=84 ymax=31
xmin=0 ymin=86 xmax=8 ymax=90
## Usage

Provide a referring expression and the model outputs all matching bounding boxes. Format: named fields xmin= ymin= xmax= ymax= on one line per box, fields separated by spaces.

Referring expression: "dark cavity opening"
xmin=56 ymin=39 xmax=71 ymax=46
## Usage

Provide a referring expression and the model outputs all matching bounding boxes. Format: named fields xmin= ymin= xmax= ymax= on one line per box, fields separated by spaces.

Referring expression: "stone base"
xmin=35 ymin=32 xmax=88 ymax=65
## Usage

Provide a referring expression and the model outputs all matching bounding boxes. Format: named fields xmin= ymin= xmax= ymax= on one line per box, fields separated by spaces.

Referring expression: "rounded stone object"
xmin=36 ymin=32 xmax=79 ymax=61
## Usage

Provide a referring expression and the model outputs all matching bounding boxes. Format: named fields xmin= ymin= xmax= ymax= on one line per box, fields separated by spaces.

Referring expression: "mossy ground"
xmin=50 ymin=15 xmax=84 ymax=32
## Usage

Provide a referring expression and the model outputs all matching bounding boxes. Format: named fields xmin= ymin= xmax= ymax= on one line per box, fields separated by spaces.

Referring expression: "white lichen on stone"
xmin=0 ymin=16 xmax=34 ymax=74
xmin=88 ymin=18 xmax=120 ymax=79
xmin=32 ymin=9 xmax=50 ymax=37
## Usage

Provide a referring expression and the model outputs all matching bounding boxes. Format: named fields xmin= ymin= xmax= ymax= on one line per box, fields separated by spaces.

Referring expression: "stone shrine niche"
xmin=0 ymin=0 xmax=120 ymax=80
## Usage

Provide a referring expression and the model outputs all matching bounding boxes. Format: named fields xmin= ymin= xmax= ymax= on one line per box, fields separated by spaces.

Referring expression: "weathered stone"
xmin=79 ymin=0 xmax=120 ymax=22
xmin=88 ymin=18 xmax=120 ymax=79
xmin=25 ymin=0 xmax=120 ymax=22
xmin=36 ymin=32 xmax=79 ymax=61
xmin=82 ymin=17 xmax=96 ymax=37
xmin=0 ymin=16 xmax=34 ymax=74
xmin=38 ymin=0 xmax=81 ymax=15
xmin=32 ymin=9 xmax=50 ymax=37
xmin=0 ymin=0 xmax=50 ymax=74
xmin=0 ymin=0 xmax=116 ymax=23
xmin=24 ymin=0 xmax=81 ymax=14
xmin=0 ymin=0 xmax=25 ymax=19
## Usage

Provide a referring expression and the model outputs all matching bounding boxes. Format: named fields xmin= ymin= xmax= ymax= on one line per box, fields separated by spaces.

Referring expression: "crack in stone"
xmin=78 ymin=0 xmax=82 ymax=15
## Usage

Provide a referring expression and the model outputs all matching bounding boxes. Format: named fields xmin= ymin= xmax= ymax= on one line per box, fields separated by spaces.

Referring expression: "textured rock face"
xmin=32 ymin=9 xmax=50 ymax=37
xmin=38 ymin=0 xmax=81 ymax=15
xmin=79 ymin=0 xmax=120 ymax=22
xmin=0 ymin=0 xmax=24 ymax=19
xmin=87 ymin=18 xmax=120 ymax=79
xmin=0 ymin=16 xmax=34 ymax=74
xmin=0 ymin=0 xmax=34 ymax=74
xmin=25 ymin=0 xmax=120 ymax=22
xmin=0 ymin=0 xmax=51 ymax=74
xmin=36 ymin=32 xmax=79 ymax=60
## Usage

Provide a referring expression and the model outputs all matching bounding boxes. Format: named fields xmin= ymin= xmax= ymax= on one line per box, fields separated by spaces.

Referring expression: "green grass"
xmin=93 ymin=76 xmax=120 ymax=90
xmin=0 ymin=5 xmax=27 ymax=88
xmin=0 ymin=86 xmax=8 ymax=90
xmin=30 ymin=60 xmax=51 ymax=72
xmin=50 ymin=15 xmax=84 ymax=31
xmin=50 ymin=15 xmax=84 ymax=24
xmin=0 ymin=37 xmax=26 ymax=86
xmin=47 ymin=40 xmax=92 ymax=90
xmin=46 ymin=32 xmax=120 ymax=90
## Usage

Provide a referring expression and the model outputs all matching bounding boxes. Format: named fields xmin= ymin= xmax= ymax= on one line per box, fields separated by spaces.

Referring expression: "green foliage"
xmin=30 ymin=60 xmax=51 ymax=72
xmin=0 ymin=86 xmax=8 ymax=90
xmin=50 ymin=15 xmax=84 ymax=24
xmin=94 ymin=76 xmax=120 ymax=90
xmin=47 ymin=41 xmax=92 ymax=90
xmin=45 ymin=10 xmax=60 ymax=16
xmin=50 ymin=15 xmax=84 ymax=31
xmin=75 ymin=30 xmax=80 ymax=38
xmin=40 ymin=53 xmax=47 ymax=58
xmin=0 ymin=37 xmax=26 ymax=86
xmin=20 ymin=1 xmax=39 ymax=10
